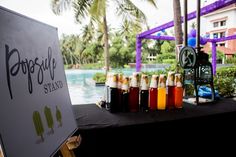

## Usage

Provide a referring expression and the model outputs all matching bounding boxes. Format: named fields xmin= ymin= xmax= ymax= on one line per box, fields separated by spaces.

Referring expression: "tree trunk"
xmin=103 ymin=15 xmax=109 ymax=75
xmin=173 ymin=0 xmax=183 ymax=60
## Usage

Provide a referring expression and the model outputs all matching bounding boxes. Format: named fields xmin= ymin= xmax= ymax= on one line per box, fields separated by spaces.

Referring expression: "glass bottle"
xmin=129 ymin=72 xmax=140 ymax=112
xmin=174 ymin=74 xmax=183 ymax=108
xmin=167 ymin=71 xmax=175 ymax=109
xmin=117 ymin=73 xmax=123 ymax=112
xmin=149 ymin=75 xmax=158 ymax=111
xmin=108 ymin=73 xmax=118 ymax=113
xmin=121 ymin=76 xmax=129 ymax=112
xmin=157 ymin=74 xmax=167 ymax=110
xmin=140 ymin=74 xmax=149 ymax=112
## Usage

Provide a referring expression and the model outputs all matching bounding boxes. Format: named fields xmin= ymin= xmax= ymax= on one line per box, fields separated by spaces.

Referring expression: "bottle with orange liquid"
xmin=167 ymin=72 xmax=175 ymax=109
xmin=121 ymin=76 xmax=130 ymax=112
xmin=129 ymin=72 xmax=140 ymax=112
xmin=149 ymin=75 xmax=158 ymax=111
xmin=157 ymin=74 xmax=167 ymax=110
xmin=174 ymin=74 xmax=183 ymax=108
xmin=140 ymin=74 xmax=149 ymax=112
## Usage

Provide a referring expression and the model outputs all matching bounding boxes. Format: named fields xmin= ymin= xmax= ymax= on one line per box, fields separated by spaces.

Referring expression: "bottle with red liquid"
xmin=140 ymin=75 xmax=149 ymax=112
xmin=174 ymin=74 xmax=183 ymax=108
xmin=149 ymin=75 xmax=158 ymax=111
xmin=121 ymin=76 xmax=130 ymax=112
xmin=117 ymin=73 xmax=123 ymax=112
xmin=129 ymin=72 xmax=140 ymax=112
xmin=167 ymin=71 xmax=175 ymax=109
xmin=108 ymin=73 xmax=118 ymax=113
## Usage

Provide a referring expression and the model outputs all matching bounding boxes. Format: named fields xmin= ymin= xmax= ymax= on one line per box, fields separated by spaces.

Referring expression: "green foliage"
xmin=79 ymin=63 xmax=104 ymax=69
xmin=225 ymin=56 xmax=236 ymax=64
xmin=209 ymin=50 xmax=225 ymax=63
xmin=214 ymin=66 xmax=236 ymax=97
xmin=161 ymin=41 xmax=175 ymax=53
xmin=216 ymin=66 xmax=236 ymax=77
xmin=163 ymin=59 xmax=176 ymax=64
xmin=93 ymin=73 xmax=106 ymax=83
xmin=156 ymin=52 xmax=176 ymax=63
xmin=109 ymin=33 xmax=135 ymax=68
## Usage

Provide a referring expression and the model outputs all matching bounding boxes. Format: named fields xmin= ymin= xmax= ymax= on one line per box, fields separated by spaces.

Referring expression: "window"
xmin=219 ymin=43 xmax=225 ymax=47
xmin=220 ymin=20 xmax=226 ymax=26
xmin=213 ymin=22 xmax=219 ymax=27
xmin=220 ymin=32 xmax=226 ymax=38
xmin=213 ymin=33 xmax=218 ymax=38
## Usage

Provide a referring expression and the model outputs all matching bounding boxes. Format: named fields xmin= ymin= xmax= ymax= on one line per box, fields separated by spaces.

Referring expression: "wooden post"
xmin=60 ymin=135 xmax=82 ymax=157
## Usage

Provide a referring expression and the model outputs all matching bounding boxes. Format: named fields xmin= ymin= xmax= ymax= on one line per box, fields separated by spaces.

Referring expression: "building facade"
xmin=203 ymin=3 xmax=236 ymax=59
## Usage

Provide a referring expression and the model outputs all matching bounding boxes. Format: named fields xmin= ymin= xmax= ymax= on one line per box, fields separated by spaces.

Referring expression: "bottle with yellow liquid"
xmin=174 ymin=74 xmax=183 ymax=108
xmin=157 ymin=74 xmax=167 ymax=110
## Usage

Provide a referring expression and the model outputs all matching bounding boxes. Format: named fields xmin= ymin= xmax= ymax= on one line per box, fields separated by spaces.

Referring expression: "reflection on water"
xmin=65 ymin=66 xmax=168 ymax=105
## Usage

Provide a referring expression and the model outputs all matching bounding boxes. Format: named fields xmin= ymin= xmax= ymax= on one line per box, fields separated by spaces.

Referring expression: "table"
xmin=72 ymin=98 xmax=236 ymax=156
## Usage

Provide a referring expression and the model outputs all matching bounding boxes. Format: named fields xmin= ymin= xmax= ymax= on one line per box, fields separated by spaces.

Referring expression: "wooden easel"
xmin=59 ymin=135 xmax=82 ymax=157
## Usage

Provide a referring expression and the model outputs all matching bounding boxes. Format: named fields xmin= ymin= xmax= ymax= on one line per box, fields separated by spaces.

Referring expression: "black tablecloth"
xmin=72 ymin=98 xmax=236 ymax=156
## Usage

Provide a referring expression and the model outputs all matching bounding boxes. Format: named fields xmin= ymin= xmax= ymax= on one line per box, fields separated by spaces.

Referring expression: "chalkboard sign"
xmin=0 ymin=6 xmax=77 ymax=157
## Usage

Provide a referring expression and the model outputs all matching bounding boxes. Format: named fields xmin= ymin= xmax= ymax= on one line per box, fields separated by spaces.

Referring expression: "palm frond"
xmin=73 ymin=0 xmax=93 ymax=23
xmin=144 ymin=0 xmax=158 ymax=8
xmin=51 ymin=0 xmax=72 ymax=15
xmin=89 ymin=0 xmax=106 ymax=20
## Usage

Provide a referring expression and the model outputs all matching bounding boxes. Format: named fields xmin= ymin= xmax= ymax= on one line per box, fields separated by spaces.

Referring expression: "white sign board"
xmin=0 ymin=6 xmax=77 ymax=157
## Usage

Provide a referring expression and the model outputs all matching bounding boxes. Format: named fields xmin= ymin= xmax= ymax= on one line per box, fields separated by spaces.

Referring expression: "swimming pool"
xmin=65 ymin=66 xmax=169 ymax=105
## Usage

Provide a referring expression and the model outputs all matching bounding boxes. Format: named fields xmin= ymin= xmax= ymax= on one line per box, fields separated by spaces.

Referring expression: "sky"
xmin=0 ymin=0 xmax=215 ymax=37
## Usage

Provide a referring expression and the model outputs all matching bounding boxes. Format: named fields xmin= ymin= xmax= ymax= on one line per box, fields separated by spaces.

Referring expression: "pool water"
xmin=65 ymin=67 xmax=168 ymax=105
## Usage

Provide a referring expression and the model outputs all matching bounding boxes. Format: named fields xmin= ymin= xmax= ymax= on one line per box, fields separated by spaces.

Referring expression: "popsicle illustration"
xmin=44 ymin=106 xmax=54 ymax=134
xmin=33 ymin=111 xmax=44 ymax=142
xmin=56 ymin=106 xmax=62 ymax=127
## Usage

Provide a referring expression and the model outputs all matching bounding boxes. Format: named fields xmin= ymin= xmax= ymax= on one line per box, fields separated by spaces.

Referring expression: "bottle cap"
xmin=150 ymin=75 xmax=159 ymax=88
xmin=167 ymin=71 xmax=175 ymax=86
xmin=175 ymin=73 xmax=183 ymax=87
xmin=158 ymin=74 xmax=166 ymax=88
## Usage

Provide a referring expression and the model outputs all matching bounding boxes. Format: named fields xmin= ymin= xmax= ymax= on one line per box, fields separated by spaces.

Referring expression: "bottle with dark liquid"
xmin=167 ymin=71 xmax=175 ymax=109
xmin=157 ymin=74 xmax=167 ymax=110
xmin=174 ymin=74 xmax=183 ymax=108
xmin=149 ymin=75 xmax=158 ymax=111
xmin=129 ymin=72 xmax=140 ymax=112
xmin=121 ymin=76 xmax=130 ymax=112
xmin=140 ymin=74 xmax=149 ymax=112
xmin=108 ymin=73 xmax=118 ymax=113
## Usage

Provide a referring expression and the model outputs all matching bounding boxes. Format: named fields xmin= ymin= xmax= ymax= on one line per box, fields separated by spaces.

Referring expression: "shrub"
xmin=214 ymin=66 xmax=236 ymax=97
xmin=225 ymin=56 xmax=236 ymax=64
xmin=92 ymin=73 xmax=106 ymax=83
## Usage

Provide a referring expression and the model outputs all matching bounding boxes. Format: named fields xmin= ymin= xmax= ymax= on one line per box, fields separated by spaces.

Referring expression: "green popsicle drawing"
xmin=33 ymin=111 xmax=44 ymax=142
xmin=56 ymin=106 xmax=62 ymax=127
xmin=44 ymin=106 xmax=54 ymax=134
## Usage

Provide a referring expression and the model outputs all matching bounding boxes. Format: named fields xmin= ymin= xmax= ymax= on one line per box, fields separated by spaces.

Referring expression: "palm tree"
xmin=173 ymin=0 xmax=183 ymax=59
xmin=51 ymin=0 xmax=157 ymax=74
